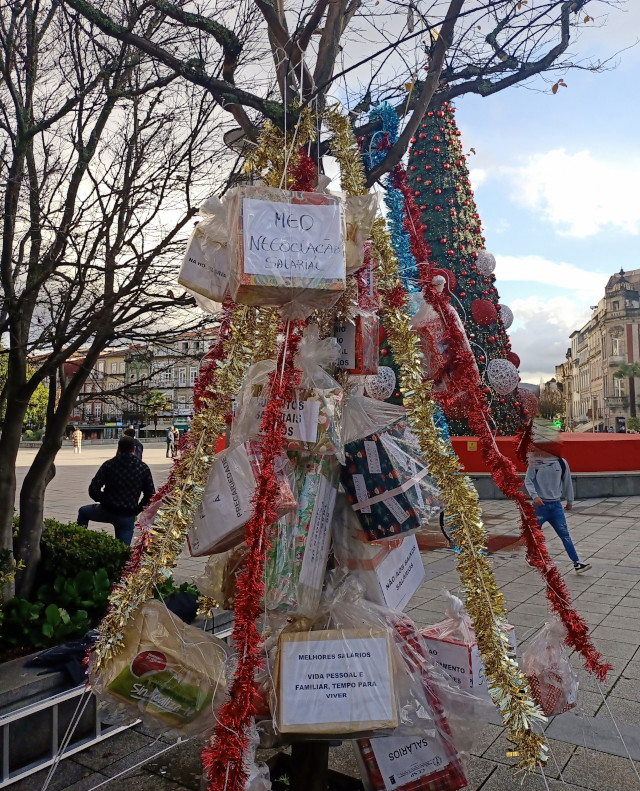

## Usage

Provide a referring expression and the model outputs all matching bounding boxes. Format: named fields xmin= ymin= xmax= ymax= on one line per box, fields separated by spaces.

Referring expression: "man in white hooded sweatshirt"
xmin=525 ymin=450 xmax=591 ymax=574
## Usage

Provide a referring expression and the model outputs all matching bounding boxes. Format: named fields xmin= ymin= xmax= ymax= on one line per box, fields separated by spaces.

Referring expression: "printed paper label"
xmin=299 ymin=476 xmax=338 ymax=587
xmin=375 ymin=536 xmax=424 ymax=611
xmin=353 ymin=474 xmax=372 ymax=513
xmin=248 ymin=397 xmax=320 ymax=443
xmin=370 ymin=732 xmax=451 ymax=790
xmin=384 ymin=497 xmax=410 ymax=524
xmin=279 ymin=634 xmax=394 ymax=728
xmin=242 ymin=198 xmax=344 ymax=279
xmin=364 ymin=441 xmax=382 ymax=474
xmin=335 ymin=323 xmax=357 ymax=369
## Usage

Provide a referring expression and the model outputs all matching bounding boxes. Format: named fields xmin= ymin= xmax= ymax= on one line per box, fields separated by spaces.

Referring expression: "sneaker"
xmin=574 ymin=562 xmax=592 ymax=574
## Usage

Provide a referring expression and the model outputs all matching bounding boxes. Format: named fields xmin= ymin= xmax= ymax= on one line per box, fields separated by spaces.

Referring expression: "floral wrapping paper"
xmin=265 ymin=453 xmax=339 ymax=614
xmin=341 ymin=417 xmax=442 ymax=542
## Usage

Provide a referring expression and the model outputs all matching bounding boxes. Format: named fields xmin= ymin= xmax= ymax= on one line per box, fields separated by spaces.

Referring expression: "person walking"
xmin=72 ymin=427 xmax=83 ymax=454
xmin=525 ymin=450 xmax=591 ymax=574
xmin=172 ymin=427 xmax=180 ymax=458
xmin=123 ymin=426 xmax=144 ymax=460
xmin=76 ymin=436 xmax=155 ymax=546
xmin=166 ymin=425 xmax=175 ymax=458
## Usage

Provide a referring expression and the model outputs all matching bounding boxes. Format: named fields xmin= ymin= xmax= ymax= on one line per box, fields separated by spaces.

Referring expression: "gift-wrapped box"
xmin=187 ymin=441 xmax=295 ymax=556
xmin=98 ymin=600 xmax=228 ymax=734
xmin=526 ymin=667 xmax=577 ymax=717
xmin=227 ymin=185 xmax=346 ymax=316
xmin=421 ymin=621 xmax=516 ymax=701
xmin=265 ymin=454 xmax=339 ymax=615
xmin=275 ymin=628 xmax=398 ymax=735
xmin=341 ymin=417 xmax=441 ymax=542
xmin=335 ymin=313 xmax=379 ymax=375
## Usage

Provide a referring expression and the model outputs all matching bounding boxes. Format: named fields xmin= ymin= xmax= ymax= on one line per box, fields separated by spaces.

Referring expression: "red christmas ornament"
xmin=425 ymin=165 xmax=432 ymax=170
xmin=471 ymin=299 xmax=497 ymax=326
xmin=437 ymin=110 xmax=445 ymax=117
xmin=507 ymin=352 xmax=521 ymax=368
xmin=440 ymin=237 xmax=447 ymax=244
xmin=459 ymin=291 xmax=466 ymax=297
xmin=433 ymin=135 xmax=440 ymax=141
xmin=435 ymin=205 xmax=442 ymax=211
xmin=420 ymin=132 xmax=427 ymax=139
xmin=488 ymin=336 xmax=495 ymax=343
xmin=435 ymin=188 xmax=442 ymax=194
xmin=443 ymin=163 xmax=451 ymax=170
xmin=381 ymin=348 xmax=388 ymax=356
xmin=446 ymin=249 xmax=454 ymax=255
xmin=410 ymin=166 xmax=416 ymax=171
xmin=433 ymin=147 xmax=441 ymax=153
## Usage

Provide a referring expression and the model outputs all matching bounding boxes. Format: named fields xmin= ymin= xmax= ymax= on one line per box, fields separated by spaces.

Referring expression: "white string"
xmin=596 ymin=679 xmax=640 ymax=785
xmin=40 ymin=687 xmax=94 ymax=791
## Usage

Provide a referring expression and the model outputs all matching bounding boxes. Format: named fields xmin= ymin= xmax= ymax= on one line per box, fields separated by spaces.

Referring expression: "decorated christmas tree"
xmin=406 ymin=99 xmax=527 ymax=435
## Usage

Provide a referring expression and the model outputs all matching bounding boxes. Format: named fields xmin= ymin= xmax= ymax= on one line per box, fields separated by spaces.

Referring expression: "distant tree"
xmin=538 ymin=389 xmax=564 ymax=420
xmin=614 ymin=362 xmax=640 ymax=419
xmin=144 ymin=390 xmax=171 ymax=433
xmin=0 ymin=1 xmax=230 ymax=599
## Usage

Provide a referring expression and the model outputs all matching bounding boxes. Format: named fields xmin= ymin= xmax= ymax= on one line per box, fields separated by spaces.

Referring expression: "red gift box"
xmin=335 ymin=313 xmax=379 ymax=375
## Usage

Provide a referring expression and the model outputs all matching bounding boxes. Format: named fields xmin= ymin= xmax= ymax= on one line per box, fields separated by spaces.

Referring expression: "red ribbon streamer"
xmin=393 ymin=165 xmax=611 ymax=681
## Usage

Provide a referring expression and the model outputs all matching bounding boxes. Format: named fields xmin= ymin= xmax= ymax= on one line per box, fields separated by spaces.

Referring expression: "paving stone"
xmin=4 ymin=759 xmax=90 ymax=791
xmin=561 ymin=747 xmax=640 ymax=790
xmin=596 ymin=695 xmax=640 ymax=729
xmin=70 ymin=730 xmax=156 ymax=771
xmin=592 ymin=625 xmax=640 ymax=646
xmin=470 ymin=722 xmax=504 ymax=755
xmin=477 ymin=764 xmax=575 ymax=790
xmin=482 ymin=737 xmax=575 ymax=779
xmin=465 ymin=756 xmax=498 ymax=790
xmin=144 ymin=737 xmax=204 ymax=790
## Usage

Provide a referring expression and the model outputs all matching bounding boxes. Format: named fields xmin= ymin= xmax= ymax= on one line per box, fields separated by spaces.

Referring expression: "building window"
xmin=612 ymin=301 xmax=619 ymax=311
xmin=95 ymin=403 xmax=101 ymax=418
xmin=162 ymin=368 xmax=172 ymax=383
xmin=98 ymin=361 xmax=104 ymax=373
xmin=193 ymin=341 xmax=201 ymax=352
xmin=189 ymin=366 xmax=198 ymax=386
xmin=120 ymin=362 xmax=125 ymax=373
xmin=86 ymin=404 xmax=92 ymax=416
xmin=181 ymin=341 xmax=189 ymax=353
xmin=178 ymin=395 xmax=187 ymax=411
xmin=178 ymin=367 xmax=187 ymax=386
xmin=111 ymin=362 xmax=117 ymax=373
xmin=614 ymin=378 xmax=625 ymax=397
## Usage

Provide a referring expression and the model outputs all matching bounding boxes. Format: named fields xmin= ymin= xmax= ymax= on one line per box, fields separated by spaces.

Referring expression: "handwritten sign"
xmin=245 ymin=396 xmax=320 ymax=443
xmin=277 ymin=629 xmax=397 ymax=734
xmin=375 ymin=535 xmax=425 ymax=611
xmin=242 ymin=198 xmax=344 ymax=281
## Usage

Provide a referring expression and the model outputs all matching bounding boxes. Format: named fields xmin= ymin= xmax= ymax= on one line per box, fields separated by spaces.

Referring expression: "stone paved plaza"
xmin=10 ymin=446 xmax=640 ymax=790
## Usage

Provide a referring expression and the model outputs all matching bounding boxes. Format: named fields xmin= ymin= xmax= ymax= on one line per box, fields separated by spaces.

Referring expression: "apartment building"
xmin=558 ymin=268 xmax=640 ymax=432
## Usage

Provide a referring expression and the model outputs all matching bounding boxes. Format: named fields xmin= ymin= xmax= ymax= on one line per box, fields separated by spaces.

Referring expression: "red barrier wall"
xmin=451 ymin=435 xmax=640 ymax=474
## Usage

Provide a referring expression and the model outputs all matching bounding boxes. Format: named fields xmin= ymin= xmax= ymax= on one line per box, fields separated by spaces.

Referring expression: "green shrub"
xmin=40 ymin=520 xmax=130 ymax=586
xmin=627 ymin=417 xmax=640 ymax=432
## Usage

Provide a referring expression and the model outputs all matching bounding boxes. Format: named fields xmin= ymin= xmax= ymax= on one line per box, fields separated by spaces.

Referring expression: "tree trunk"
xmin=0 ymin=400 xmax=30 ymax=601
xmin=630 ymin=377 xmax=637 ymax=419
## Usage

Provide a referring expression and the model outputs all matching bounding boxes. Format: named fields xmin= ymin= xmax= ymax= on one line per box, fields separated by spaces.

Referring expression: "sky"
xmin=450 ymin=1 xmax=640 ymax=384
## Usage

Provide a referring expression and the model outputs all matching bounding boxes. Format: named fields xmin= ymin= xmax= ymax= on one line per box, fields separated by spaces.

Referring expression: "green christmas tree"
xmin=406 ymin=99 xmax=527 ymax=435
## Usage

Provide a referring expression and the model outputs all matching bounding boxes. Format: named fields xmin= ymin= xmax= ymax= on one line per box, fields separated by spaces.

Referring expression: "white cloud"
xmin=508 ymin=295 xmax=592 ymax=382
xmin=469 ymin=167 xmax=487 ymax=188
xmin=505 ymin=149 xmax=640 ymax=237
xmin=495 ymin=253 xmax=608 ymax=302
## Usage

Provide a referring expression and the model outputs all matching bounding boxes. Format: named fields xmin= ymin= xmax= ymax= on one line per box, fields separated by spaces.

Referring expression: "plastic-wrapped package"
xmin=194 ymin=543 xmax=249 ymax=610
xmin=92 ymin=600 xmax=228 ymax=735
xmin=340 ymin=397 xmax=442 ymax=541
xmin=335 ymin=312 xmax=379 ymax=375
xmin=264 ymin=453 xmax=339 ymax=615
xmin=522 ymin=620 xmax=578 ymax=716
xmin=421 ymin=591 xmax=516 ymax=701
xmin=187 ymin=441 xmax=295 ymax=557
xmin=243 ymin=722 xmax=272 ymax=790
xmin=345 ymin=194 xmax=380 ymax=273
xmin=227 ymin=185 xmax=346 ymax=318
xmin=178 ymin=196 xmax=230 ymax=303
xmin=231 ymin=326 xmax=343 ymax=455
xmin=332 ymin=494 xmax=424 ymax=612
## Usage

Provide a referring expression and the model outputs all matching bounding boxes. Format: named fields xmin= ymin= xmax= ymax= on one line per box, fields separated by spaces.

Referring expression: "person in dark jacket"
xmin=77 ymin=436 xmax=155 ymax=545
xmin=123 ymin=426 xmax=144 ymax=459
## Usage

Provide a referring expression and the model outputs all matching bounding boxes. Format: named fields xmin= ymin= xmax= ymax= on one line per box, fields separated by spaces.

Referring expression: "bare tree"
xmin=0 ymin=1 xmax=232 ymax=598
xmin=61 ymin=0 xmax=623 ymax=186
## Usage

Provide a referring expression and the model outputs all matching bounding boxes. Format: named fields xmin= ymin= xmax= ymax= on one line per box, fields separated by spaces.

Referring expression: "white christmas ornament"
xmin=486 ymin=358 xmax=519 ymax=395
xmin=365 ymin=366 xmax=396 ymax=401
xmin=499 ymin=304 xmax=513 ymax=330
xmin=475 ymin=250 xmax=496 ymax=276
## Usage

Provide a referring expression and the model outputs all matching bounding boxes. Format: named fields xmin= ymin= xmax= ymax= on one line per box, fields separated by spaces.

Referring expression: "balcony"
xmin=606 ymin=396 xmax=627 ymax=408
xmin=608 ymin=354 xmax=625 ymax=366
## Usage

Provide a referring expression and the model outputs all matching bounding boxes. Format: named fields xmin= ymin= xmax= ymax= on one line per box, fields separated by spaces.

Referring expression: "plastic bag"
xmin=195 ymin=543 xmax=249 ymax=610
xmin=92 ymin=600 xmax=229 ymax=735
xmin=231 ymin=325 xmax=343 ymax=455
xmin=334 ymin=312 xmax=379 ymax=376
xmin=178 ymin=196 xmax=230 ymax=303
xmin=340 ymin=396 xmax=442 ymax=541
xmin=522 ymin=620 xmax=578 ymax=716
xmin=264 ymin=453 xmax=339 ymax=615
xmin=188 ymin=441 xmax=296 ymax=556
xmin=244 ymin=722 xmax=272 ymax=790
xmin=421 ymin=591 xmax=516 ymax=702
xmin=227 ymin=185 xmax=346 ymax=318
xmin=345 ymin=193 xmax=380 ymax=273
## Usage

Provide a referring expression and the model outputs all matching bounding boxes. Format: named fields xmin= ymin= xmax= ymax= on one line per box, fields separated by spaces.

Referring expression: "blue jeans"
xmin=77 ymin=503 xmax=136 ymax=546
xmin=534 ymin=500 xmax=579 ymax=563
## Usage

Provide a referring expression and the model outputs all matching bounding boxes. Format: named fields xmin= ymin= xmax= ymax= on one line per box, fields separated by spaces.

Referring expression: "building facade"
xmin=559 ymin=269 xmax=640 ymax=432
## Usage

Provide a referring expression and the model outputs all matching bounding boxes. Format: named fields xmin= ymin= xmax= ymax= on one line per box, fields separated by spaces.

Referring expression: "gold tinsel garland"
xmin=92 ymin=305 xmax=260 ymax=670
xmin=326 ymin=108 xmax=548 ymax=770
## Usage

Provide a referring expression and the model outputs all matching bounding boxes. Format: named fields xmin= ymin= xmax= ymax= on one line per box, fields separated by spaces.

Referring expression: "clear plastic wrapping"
xmin=522 ymin=620 xmax=578 ymax=716
xmin=92 ymin=600 xmax=229 ymax=735
xmin=227 ymin=185 xmax=346 ymax=318
xmin=421 ymin=591 xmax=516 ymax=701
xmin=178 ymin=196 xmax=230 ymax=303
xmin=187 ymin=441 xmax=295 ymax=557
xmin=195 ymin=543 xmax=249 ymax=610
xmin=345 ymin=194 xmax=380 ymax=273
xmin=264 ymin=453 xmax=339 ymax=615
xmin=340 ymin=397 xmax=442 ymax=542
xmin=231 ymin=327 xmax=343 ymax=455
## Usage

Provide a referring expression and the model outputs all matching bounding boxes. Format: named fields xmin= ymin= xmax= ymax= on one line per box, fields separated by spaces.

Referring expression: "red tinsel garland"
xmin=202 ymin=321 xmax=304 ymax=791
xmin=395 ymin=165 xmax=611 ymax=681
